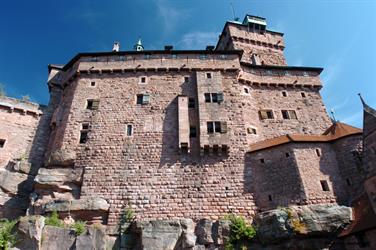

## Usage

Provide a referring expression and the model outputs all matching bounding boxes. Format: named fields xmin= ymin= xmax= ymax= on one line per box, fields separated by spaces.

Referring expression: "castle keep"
xmin=0 ymin=15 xmax=375 ymax=243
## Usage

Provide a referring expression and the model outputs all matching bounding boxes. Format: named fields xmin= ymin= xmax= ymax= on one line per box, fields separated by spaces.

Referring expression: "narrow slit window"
xmin=285 ymin=152 xmax=290 ymax=158
xmin=0 ymin=139 xmax=6 ymax=148
xmin=214 ymin=121 xmax=221 ymax=133
xmin=244 ymin=88 xmax=249 ymax=94
xmin=316 ymin=148 xmax=322 ymax=157
xmin=282 ymin=91 xmax=287 ymax=97
xmin=184 ymin=76 xmax=190 ymax=83
xmin=126 ymin=124 xmax=133 ymax=136
xmin=90 ymin=81 xmax=96 ymax=87
xmin=260 ymin=158 xmax=265 ymax=164
xmin=189 ymin=127 xmax=197 ymax=138
xmin=140 ymin=76 xmax=147 ymax=84
xmin=204 ymin=93 xmax=211 ymax=103
xmin=301 ymin=92 xmax=306 ymax=98
xmin=268 ymin=195 xmax=272 ymax=201
xmin=206 ymin=73 xmax=212 ymax=79
xmin=207 ymin=122 xmax=214 ymax=134
xmin=320 ymin=180 xmax=330 ymax=191
xmin=346 ymin=178 xmax=352 ymax=186
xmin=188 ymin=98 xmax=195 ymax=108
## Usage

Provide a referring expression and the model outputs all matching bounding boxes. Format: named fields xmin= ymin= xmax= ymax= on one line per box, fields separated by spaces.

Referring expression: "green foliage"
xmin=0 ymin=219 xmax=18 ymax=249
xmin=45 ymin=211 xmax=64 ymax=228
xmin=224 ymin=214 xmax=256 ymax=250
xmin=71 ymin=221 xmax=86 ymax=236
xmin=119 ymin=207 xmax=135 ymax=233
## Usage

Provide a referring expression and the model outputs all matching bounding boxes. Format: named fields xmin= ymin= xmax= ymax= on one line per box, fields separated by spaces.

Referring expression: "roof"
xmin=339 ymin=193 xmax=376 ymax=237
xmin=48 ymin=50 xmax=244 ymax=72
xmin=359 ymin=95 xmax=376 ymax=138
xmin=249 ymin=122 xmax=362 ymax=153
xmin=241 ymin=62 xmax=323 ymax=73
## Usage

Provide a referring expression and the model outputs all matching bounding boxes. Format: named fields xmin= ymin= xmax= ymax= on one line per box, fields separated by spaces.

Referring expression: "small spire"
xmin=134 ymin=38 xmax=144 ymax=51
xmin=330 ymin=108 xmax=337 ymax=124
xmin=358 ymin=93 xmax=366 ymax=106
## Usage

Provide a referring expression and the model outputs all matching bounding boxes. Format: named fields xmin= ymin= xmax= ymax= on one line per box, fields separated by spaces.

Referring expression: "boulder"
xmin=43 ymin=197 xmax=110 ymax=213
xmin=255 ymin=204 xmax=353 ymax=244
xmin=195 ymin=219 xmax=214 ymax=245
xmin=180 ymin=219 xmax=196 ymax=248
xmin=45 ymin=149 xmax=76 ymax=167
xmin=136 ymin=220 xmax=183 ymax=250
xmin=14 ymin=216 xmax=45 ymax=250
xmin=40 ymin=226 xmax=75 ymax=250
xmin=213 ymin=220 xmax=231 ymax=245
xmin=34 ymin=167 xmax=83 ymax=187
xmin=13 ymin=161 xmax=32 ymax=175
xmin=76 ymin=226 xmax=107 ymax=250
xmin=0 ymin=169 xmax=32 ymax=195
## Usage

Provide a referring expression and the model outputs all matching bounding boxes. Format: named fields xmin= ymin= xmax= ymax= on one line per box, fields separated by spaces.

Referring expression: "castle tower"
xmin=216 ymin=15 xmax=286 ymax=66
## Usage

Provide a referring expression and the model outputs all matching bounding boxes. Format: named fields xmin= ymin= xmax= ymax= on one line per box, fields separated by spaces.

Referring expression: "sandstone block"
xmin=0 ymin=169 xmax=31 ymax=195
xmin=46 ymin=149 xmax=76 ymax=167
xmin=76 ymin=226 xmax=107 ymax=250
xmin=43 ymin=197 xmax=110 ymax=212
xmin=195 ymin=219 xmax=214 ymax=245
xmin=40 ymin=226 xmax=75 ymax=250
xmin=35 ymin=167 xmax=83 ymax=187
xmin=15 ymin=215 xmax=45 ymax=250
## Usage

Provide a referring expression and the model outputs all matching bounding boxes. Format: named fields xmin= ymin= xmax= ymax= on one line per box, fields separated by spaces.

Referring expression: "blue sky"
xmin=0 ymin=0 xmax=375 ymax=128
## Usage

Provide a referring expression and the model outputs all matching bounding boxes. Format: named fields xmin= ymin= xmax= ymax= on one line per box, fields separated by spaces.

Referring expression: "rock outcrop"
xmin=6 ymin=204 xmax=354 ymax=250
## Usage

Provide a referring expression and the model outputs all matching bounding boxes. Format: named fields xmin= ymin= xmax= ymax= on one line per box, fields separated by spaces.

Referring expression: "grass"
xmin=0 ymin=219 xmax=18 ymax=250
xmin=44 ymin=211 xmax=64 ymax=228
xmin=71 ymin=221 xmax=86 ymax=236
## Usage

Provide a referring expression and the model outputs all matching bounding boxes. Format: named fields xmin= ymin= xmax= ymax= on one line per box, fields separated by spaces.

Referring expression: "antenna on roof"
xmin=230 ymin=2 xmax=239 ymax=21
xmin=330 ymin=108 xmax=337 ymax=124
xmin=358 ymin=93 xmax=366 ymax=106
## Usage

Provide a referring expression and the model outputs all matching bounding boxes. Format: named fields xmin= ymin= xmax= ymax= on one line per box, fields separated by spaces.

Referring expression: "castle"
xmin=0 ymin=14 xmax=375 ymax=246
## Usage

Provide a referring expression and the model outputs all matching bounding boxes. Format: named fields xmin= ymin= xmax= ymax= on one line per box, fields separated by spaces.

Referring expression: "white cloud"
xmin=176 ymin=31 xmax=219 ymax=50
xmin=154 ymin=0 xmax=187 ymax=35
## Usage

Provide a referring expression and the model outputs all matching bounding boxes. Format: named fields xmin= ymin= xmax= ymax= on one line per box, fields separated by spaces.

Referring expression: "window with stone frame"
xmin=204 ymin=93 xmax=224 ymax=103
xmin=259 ymin=110 xmax=274 ymax=119
xmin=79 ymin=123 xmax=90 ymax=144
xmin=207 ymin=121 xmax=227 ymax=134
xmin=86 ymin=99 xmax=100 ymax=110
xmin=136 ymin=94 xmax=150 ymax=105
xmin=206 ymin=72 xmax=212 ymax=79
xmin=189 ymin=126 xmax=197 ymax=138
xmin=301 ymin=92 xmax=306 ymax=98
xmin=320 ymin=180 xmax=330 ymax=191
xmin=282 ymin=91 xmax=288 ymax=97
xmin=139 ymin=76 xmax=147 ymax=84
xmin=0 ymin=139 xmax=6 ymax=148
xmin=247 ymin=127 xmax=257 ymax=134
xmin=184 ymin=76 xmax=190 ymax=83
xmin=281 ymin=110 xmax=297 ymax=119
xmin=126 ymin=124 xmax=133 ymax=136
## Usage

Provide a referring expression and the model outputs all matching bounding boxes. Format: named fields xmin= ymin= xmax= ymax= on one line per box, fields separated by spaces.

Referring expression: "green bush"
xmin=119 ymin=207 xmax=135 ymax=233
xmin=71 ymin=221 xmax=86 ymax=236
xmin=0 ymin=219 xmax=18 ymax=249
xmin=224 ymin=214 xmax=256 ymax=250
xmin=45 ymin=211 xmax=64 ymax=227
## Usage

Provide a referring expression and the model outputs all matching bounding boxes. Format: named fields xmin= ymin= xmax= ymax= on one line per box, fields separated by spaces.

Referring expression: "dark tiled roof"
xmin=249 ymin=122 xmax=362 ymax=153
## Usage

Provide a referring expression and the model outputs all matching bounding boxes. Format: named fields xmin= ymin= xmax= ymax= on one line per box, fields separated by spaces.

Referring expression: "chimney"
xmin=164 ymin=45 xmax=173 ymax=51
xmin=113 ymin=42 xmax=120 ymax=52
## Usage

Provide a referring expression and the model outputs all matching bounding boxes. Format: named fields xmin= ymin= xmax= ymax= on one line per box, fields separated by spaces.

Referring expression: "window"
xmin=171 ymin=54 xmax=178 ymax=59
xmin=320 ymin=180 xmax=330 ymax=191
xmin=266 ymin=70 xmax=273 ymax=76
xmin=204 ymin=93 xmax=211 ymax=103
xmin=204 ymin=93 xmax=224 ymax=103
xmin=188 ymin=98 xmax=195 ymax=108
xmin=260 ymin=158 xmax=265 ymax=163
xmin=301 ymin=92 xmax=306 ymax=98
xmin=126 ymin=124 xmax=133 ymax=136
xmin=268 ymin=195 xmax=273 ymax=201
xmin=346 ymin=178 xmax=352 ymax=186
xmin=285 ymin=152 xmax=290 ymax=158
xmin=90 ymin=81 xmax=96 ymax=87
xmin=184 ymin=76 xmax=190 ymax=83
xmin=247 ymin=127 xmax=257 ymax=134
xmin=282 ymin=91 xmax=287 ymax=97
xmin=219 ymin=54 xmax=227 ymax=60
xmin=244 ymin=88 xmax=249 ymax=94
xmin=315 ymin=148 xmax=322 ymax=157
xmin=189 ymin=127 xmax=197 ymax=138
xmin=259 ymin=110 xmax=274 ymax=119
xmin=206 ymin=73 xmax=212 ymax=79
xmin=90 ymin=57 xmax=98 ymax=62
xmin=281 ymin=110 xmax=297 ymax=119
xmin=303 ymin=71 xmax=309 ymax=77
xmin=207 ymin=121 xmax=227 ymax=134
xmin=79 ymin=123 xmax=90 ymax=144
xmin=0 ymin=139 xmax=5 ymax=148
xmin=140 ymin=76 xmax=147 ymax=84
xmin=136 ymin=94 xmax=150 ymax=105
xmin=86 ymin=99 xmax=100 ymax=110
